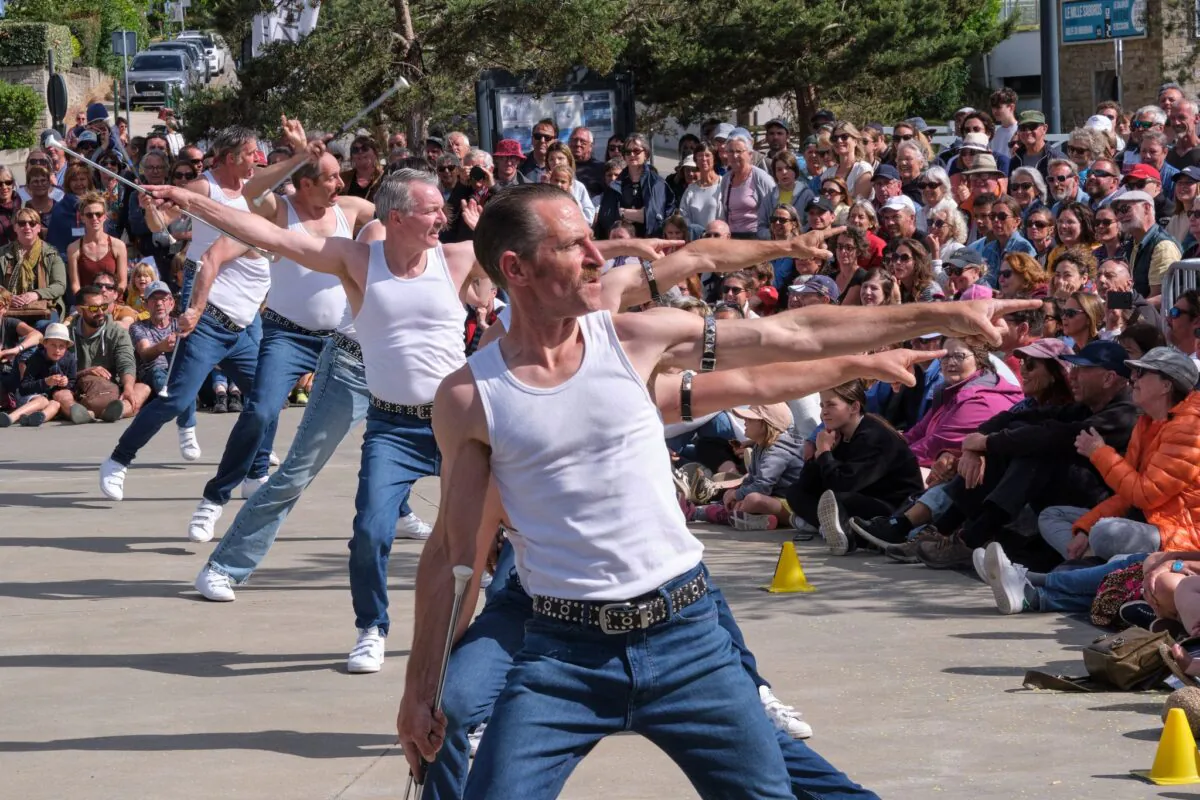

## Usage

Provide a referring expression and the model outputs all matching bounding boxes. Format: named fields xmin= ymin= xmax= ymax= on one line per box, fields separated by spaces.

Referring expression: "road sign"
xmin=111 ymin=30 xmax=139 ymax=56
xmin=46 ymin=73 xmax=68 ymax=122
xmin=1061 ymin=0 xmax=1147 ymax=43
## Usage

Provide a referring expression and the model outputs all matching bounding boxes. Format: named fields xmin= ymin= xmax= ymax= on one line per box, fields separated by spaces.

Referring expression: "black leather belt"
xmin=369 ymin=394 xmax=433 ymax=419
xmin=261 ymin=307 xmax=334 ymax=338
xmin=204 ymin=303 xmax=246 ymax=333
xmin=532 ymin=571 xmax=708 ymax=634
xmin=332 ymin=331 xmax=362 ymax=362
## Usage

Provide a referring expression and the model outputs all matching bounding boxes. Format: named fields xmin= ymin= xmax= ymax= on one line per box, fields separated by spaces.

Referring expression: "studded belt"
xmin=332 ymin=331 xmax=362 ymax=362
xmin=532 ymin=571 xmax=708 ymax=634
xmin=369 ymin=394 xmax=433 ymax=419
xmin=261 ymin=307 xmax=335 ymax=338
xmin=204 ymin=303 xmax=246 ymax=333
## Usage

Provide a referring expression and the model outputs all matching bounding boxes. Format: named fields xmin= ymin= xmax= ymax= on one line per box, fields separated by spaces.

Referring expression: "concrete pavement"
xmin=0 ymin=410 xmax=1183 ymax=799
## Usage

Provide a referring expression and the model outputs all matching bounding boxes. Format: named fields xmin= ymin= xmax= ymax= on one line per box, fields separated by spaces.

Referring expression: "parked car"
xmin=147 ymin=40 xmax=211 ymax=84
xmin=127 ymin=51 xmax=194 ymax=108
xmin=178 ymin=31 xmax=227 ymax=74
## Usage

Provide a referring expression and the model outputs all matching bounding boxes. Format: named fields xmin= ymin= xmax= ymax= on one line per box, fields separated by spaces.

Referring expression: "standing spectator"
xmin=1049 ymin=247 xmax=1096 ymax=300
xmin=0 ymin=166 xmax=18 ymax=248
xmin=1168 ymin=99 xmax=1200 ymax=170
xmin=22 ymin=166 xmax=56 ymax=233
xmin=341 ymin=136 xmax=383 ymax=201
xmin=1 ymin=321 xmax=75 ymax=428
xmin=755 ymin=151 xmax=813 ymax=237
xmin=492 ymin=139 xmax=530 ymax=191
xmin=67 ymin=191 xmax=129 ymax=301
xmin=1117 ymin=190 xmax=1182 ymax=298
xmin=520 ymin=118 xmax=558 ymax=183
xmin=997 ymin=252 xmax=1048 ymax=298
xmin=45 ymin=163 xmax=96 ymax=259
xmin=567 ymin=127 xmax=606 ymax=197
xmin=1047 ymin=160 xmax=1087 ymax=212
xmin=0 ymin=208 xmax=67 ymax=322
xmin=595 ymin=133 xmax=673 ymax=238
xmin=763 ymin=119 xmax=792 ymax=160
xmin=989 ymin=88 xmax=1020 ymax=160
xmin=63 ymin=284 xmax=143 ymax=423
xmin=978 ymin=195 xmax=1036 ymax=284
xmin=543 ymin=142 xmax=595 ymax=224
xmin=720 ymin=133 xmax=775 ymax=239
xmin=1122 ymin=105 xmax=1168 ymax=170
xmin=1008 ymin=110 xmax=1063 ymax=177
xmin=822 ymin=122 xmax=874 ymax=199
xmin=679 ymin=143 xmax=723 ymax=229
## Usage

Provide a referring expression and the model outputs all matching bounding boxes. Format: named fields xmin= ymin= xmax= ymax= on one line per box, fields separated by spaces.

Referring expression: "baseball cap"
xmin=425 ymin=136 xmax=444 ymax=149
xmin=959 ymin=132 xmax=990 ymax=152
xmin=730 ymin=127 xmax=752 ymax=141
xmin=882 ymin=195 xmax=916 ymax=214
xmin=945 ymin=249 xmax=985 ymax=270
xmin=1180 ymin=166 xmax=1200 ymax=183
xmin=765 ymin=118 xmax=790 ymax=131
xmin=794 ymin=274 xmax=840 ymax=302
xmin=906 ymin=117 xmax=933 ymax=133
xmin=805 ymin=197 xmax=835 ymax=215
xmin=1086 ymin=114 xmax=1114 ymax=132
xmin=86 ymin=102 xmax=109 ymax=123
xmin=76 ymin=130 xmax=98 ymax=145
xmin=142 ymin=280 xmax=172 ymax=301
xmin=680 ymin=154 xmax=698 ymax=169
xmin=1126 ymin=346 xmax=1200 ymax=393
xmin=713 ymin=123 xmax=735 ymax=140
xmin=1018 ymin=110 xmax=1047 ymax=126
xmin=802 ymin=134 xmax=819 ymax=148
xmin=1062 ymin=340 xmax=1132 ymax=378
xmin=1123 ymin=163 xmax=1162 ymax=183
xmin=955 ymin=107 xmax=976 ymax=116
xmin=810 ymin=109 xmax=836 ymax=124
xmin=957 ymin=284 xmax=994 ymax=300
xmin=1113 ymin=189 xmax=1154 ymax=206
xmin=731 ymin=403 xmax=794 ymax=432
xmin=42 ymin=322 xmax=72 ymax=345
xmin=872 ymin=164 xmax=901 ymax=182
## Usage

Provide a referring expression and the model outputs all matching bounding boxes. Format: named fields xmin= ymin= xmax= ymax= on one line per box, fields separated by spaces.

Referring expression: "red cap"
xmin=492 ymin=139 xmax=525 ymax=159
xmin=1123 ymin=163 xmax=1161 ymax=183
xmin=756 ymin=285 xmax=779 ymax=313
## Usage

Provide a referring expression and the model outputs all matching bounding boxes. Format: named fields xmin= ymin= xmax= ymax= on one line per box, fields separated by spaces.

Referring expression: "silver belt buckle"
xmin=417 ymin=405 xmax=433 ymax=420
xmin=598 ymin=601 xmax=652 ymax=634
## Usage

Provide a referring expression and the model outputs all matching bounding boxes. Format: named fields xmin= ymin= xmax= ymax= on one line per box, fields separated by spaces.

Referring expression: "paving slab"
xmin=0 ymin=411 xmax=1183 ymax=799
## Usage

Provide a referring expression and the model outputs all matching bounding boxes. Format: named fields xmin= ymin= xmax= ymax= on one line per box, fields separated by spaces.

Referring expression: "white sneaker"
xmin=347 ymin=626 xmax=386 ymax=673
xmin=269 ymin=450 xmax=280 ymax=467
xmin=240 ymin=475 xmax=268 ymax=499
xmin=971 ymin=547 xmax=988 ymax=583
xmin=817 ymin=490 xmax=850 ymax=556
xmin=984 ymin=541 xmax=1030 ymax=615
xmin=195 ymin=565 xmax=236 ymax=602
xmin=759 ymin=685 xmax=813 ymax=739
xmin=468 ymin=721 xmax=488 ymax=757
xmin=178 ymin=426 xmax=202 ymax=461
xmin=188 ymin=499 xmax=224 ymax=543
xmin=396 ymin=512 xmax=433 ymax=540
xmin=99 ymin=458 xmax=127 ymax=501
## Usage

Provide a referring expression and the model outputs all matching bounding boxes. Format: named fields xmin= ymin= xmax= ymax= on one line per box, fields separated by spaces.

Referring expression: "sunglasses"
xmin=722 ymin=286 xmax=748 ymax=295
xmin=1018 ymin=123 xmax=1043 ymax=132
xmin=1130 ymin=367 xmax=1156 ymax=380
xmin=771 ymin=216 xmax=794 ymax=224
xmin=1169 ymin=306 xmax=1195 ymax=319
xmin=998 ymin=269 xmax=1014 ymax=279
xmin=14 ymin=219 xmax=39 ymax=228
xmin=0 ymin=179 xmax=14 ymax=187
xmin=1187 ymin=211 xmax=1200 ymax=220
xmin=350 ymin=146 xmax=373 ymax=155
xmin=1047 ymin=174 xmax=1073 ymax=183
xmin=532 ymin=133 xmax=556 ymax=142
xmin=929 ymin=219 xmax=948 ymax=229
xmin=622 ymin=148 xmax=645 ymax=156
xmin=607 ymin=143 xmax=624 ymax=151
xmin=1124 ymin=179 xmax=1153 ymax=190
xmin=1010 ymin=182 xmax=1035 ymax=191
xmin=892 ymin=133 xmax=915 ymax=142
xmin=94 ymin=283 xmax=116 ymax=291
xmin=819 ymin=188 xmax=841 ymax=197
xmin=1061 ymin=308 xmax=1084 ymax=319
xmin=173 ymin=171 xmax=196 ymax=181
xmin=831 ymin=133 xmax=852 ymax=143
xmin=78 ymin=303 xmax=110 ymax=312
xmin=1027 ymin=220 xmax=1052 ymax=229
xmin=436 ymin=165 xmax=456 ymax=173
xmin=1066 ymin=145 xmax=1091 ymax=156
xmin=917 ymin=182 xmax=941 ymax=190
xmin=1132 ymin=120 xmax=1155 ymax=130
xmin=81 ymin=211 xmax=105 ymax=219
xmin=988 ymin=213 xmax=1013 ymax=221
xmin=884 ymin=253 xmax=914 ymax=263
xmin=946 ymin=265 xmax=976 ymax=276
xmin=27 ymin=159 xmax=50 ymax=167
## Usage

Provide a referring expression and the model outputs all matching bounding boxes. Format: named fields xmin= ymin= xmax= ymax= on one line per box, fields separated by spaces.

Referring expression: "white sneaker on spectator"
xmin=188 ymin=500 xmax=224 ymax=543
xmin=195 ymin=565 xmax=236 ymax=602
xmin=468 ymin=721 xmax=488 ymax=757
xmin=240 ymin=475 xmax=269 ymax=499
xmin=817 ymin=490 xmax=851 ymax=555
xmin=971 ymin=547 xmax=987 ymax=583
xmin=347 ymin=626 xmax=385 ymax=673
xmin=269 ymin=450 xmax=280 ymax=467
xmin=759 ymin=685 xmax=813 ymax=739
xmin=99 ymin=458 xmax=127 ymax=501
xmin=396 ymin=512 xmax=433 ymax=540
xmin=984 ymin=541 xmax=1030 ymax=615
xmin=178 ymin=426 xmax=202 ymax=461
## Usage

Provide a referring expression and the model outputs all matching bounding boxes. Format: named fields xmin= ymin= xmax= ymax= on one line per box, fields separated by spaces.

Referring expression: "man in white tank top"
xmin=183 ymin=123 xmax=377 ymax=545
xmin=393 ymin=184 xmax=1039 ymax=798
xmin=101 ymin=126 xmax=274 ymax=505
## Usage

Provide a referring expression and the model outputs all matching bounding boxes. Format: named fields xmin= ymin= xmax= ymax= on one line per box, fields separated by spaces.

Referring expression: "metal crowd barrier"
xmin=1160 ymin=260 xmax=1200 ymax=329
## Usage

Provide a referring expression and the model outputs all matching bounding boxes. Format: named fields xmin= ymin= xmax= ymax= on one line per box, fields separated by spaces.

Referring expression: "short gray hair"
xmin=1136 ymin=105 xmax=1167 ymax=125
xmin=447 ymin=131 xmax=469 ymax=147
xmin=209 ymin=125 xmax=257 ymax=162
xmin=374 ymin=168 xmax=440 ymax=221
xmin=727 ymin=133 xmax=753 ymax=150
xmin=1141 ymin=130 xmax=1169 ymax=149
xmin=1047 ymin=158 xmax=1078 ymax=176
xmin=465 ymin=148 xmax=492 ymax=170
xmin=1010 ymin=166 xmax=1047 ymax=203
xmin=896 ymin=140 xmax=927 ymax=166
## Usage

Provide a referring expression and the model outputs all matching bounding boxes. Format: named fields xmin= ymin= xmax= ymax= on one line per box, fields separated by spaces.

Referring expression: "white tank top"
xmin=187 ymin=171 xmax=271 ymax=327
xmin=468 ymin=310 xmax=704 ymax=600
xmin=335 ymin=220 xmax=384 ymax=341
xmin=354 ymin=240 xmax=465 ymax=404
xmin=265 ymin=198 xmax=351 ymax=331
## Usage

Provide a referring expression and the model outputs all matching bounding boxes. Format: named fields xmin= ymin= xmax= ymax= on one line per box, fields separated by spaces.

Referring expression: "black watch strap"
xmin=680 ymin=370 xmax=696 ymax=422
xmin=643 ymin=261 xmax=667 ymax=307
xmin=701 ymin=314 xmax=717 ymax=372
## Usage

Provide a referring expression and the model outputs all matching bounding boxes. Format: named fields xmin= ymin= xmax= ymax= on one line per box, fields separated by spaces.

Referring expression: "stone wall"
xmin=0 ymin=64 xmax=110 ymax=132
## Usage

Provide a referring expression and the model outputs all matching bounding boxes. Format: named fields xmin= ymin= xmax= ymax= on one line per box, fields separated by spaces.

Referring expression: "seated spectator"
xmin=64 ymin=284 xmax=145 ymax=423
xmin=791 ymin=274 xmax=839 ymax=308
xmin=0 ymin=207 xmax=67 ymax=323
xmin=997 ymin=252 xmax=1048 ymax=298
xmin=0 ymin=287 xmax=43 ymax=406
xmin=786 ymin=380 xmax=924 ymax=554
xmin=857 ymin=340 xmax=1136 ymax=568
xmin=818 ymin=177 xmax=851 ymax=222
xmin=1022 ymin=207 xmax=1057 ymax=266
xmin=980 ymin=542 xmax=1145 ymax=615
xmin=46 ymin=163 xmax=97 ymax=259
xmin=1050 ymin=246 xmax=1096 ymax=300
xmin=124 ymin=260 xmax=157 ymax=321
xmin=1042 ymin=297 xmax=1064 ymax=339
xmin=1047 ymin=201 xmax=1096 ymax=270
xmin=1091 ymin=205 xmax=1126 ymax=262
xmin=945 ymin=250 xmax=988 ymax=298
xmin=903 ymin=337 xmax=1023 ymax=469
xmin=1095 ymin=259 xmax=1161 ymax=333
xmin=1040 ymin=347 xmax=1200 ymax=561
xmin=885 ymin=238 xmax=943 ymax=302
xmin=826 ymin=228 xmax=868 ymax=304
xmin=1117 ymin=321 xmax=1167 ymax=359
xmin=1 ymin=322 xmax=76 ymax=427
xmin=846 ymin=201 xmax=886 ymax=268
xmin=1009 ymin=167 xmax=1048 ymax=222
xmin=21 ymin=165 xmax=57 ymax=229
xmin=1166 ymin=289 xmax=1200 ymax=357
xmin=90 ymin=271 xmax=139 ymax=330
xmin=689 ymin=403 xmax=802 ymax=530
xmin=858 ymin=268 xmax=900 ymax=306
xmin=1062 ymin=290 xmax=1103 ymax=352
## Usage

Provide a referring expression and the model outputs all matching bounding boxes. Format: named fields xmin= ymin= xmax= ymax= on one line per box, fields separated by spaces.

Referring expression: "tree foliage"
xmin=4 ymin=0 xmax=148 ymax=73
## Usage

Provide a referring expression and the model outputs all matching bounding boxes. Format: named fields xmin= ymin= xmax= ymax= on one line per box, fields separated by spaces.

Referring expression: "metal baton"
xmin=253 ymin=77 xmax=410 ymax=207
xmin=42 ymin=133 xmax=280 ymax=263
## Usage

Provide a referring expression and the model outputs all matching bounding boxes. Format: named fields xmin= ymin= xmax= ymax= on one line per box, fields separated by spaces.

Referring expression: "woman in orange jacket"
xmin=1069 ymin=347 xmax=1200 ymax=563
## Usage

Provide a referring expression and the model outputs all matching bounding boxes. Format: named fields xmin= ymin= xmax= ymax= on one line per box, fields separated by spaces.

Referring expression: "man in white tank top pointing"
xmin=393 ymin=184 xmax=1040 ymax=799
xmin=101 ymin=127 xmax=273 ymax=503
xmin=183 ymin=120 xmax=376 ymax=544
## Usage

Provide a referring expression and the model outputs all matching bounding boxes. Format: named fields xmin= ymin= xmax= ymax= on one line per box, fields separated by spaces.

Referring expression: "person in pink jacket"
xmin=904 ymin=337 xmax=1024 ymax=469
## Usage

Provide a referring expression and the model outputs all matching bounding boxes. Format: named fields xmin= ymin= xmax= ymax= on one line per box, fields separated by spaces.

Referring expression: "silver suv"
xmin=127 ymin=51 xmax=194 ymax=108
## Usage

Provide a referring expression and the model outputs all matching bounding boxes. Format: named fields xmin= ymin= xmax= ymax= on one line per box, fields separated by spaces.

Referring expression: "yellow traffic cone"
xmin=761 ymin=541 xmax=816 ymax=593
xmin=1132 ymin=707 xmax=1200 ymax=785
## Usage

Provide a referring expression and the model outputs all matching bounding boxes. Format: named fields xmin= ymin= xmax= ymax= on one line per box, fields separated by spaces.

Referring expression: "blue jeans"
xmin=1036 ymin=554 xmax=1147 ymax=612
xmin=429 ymin=555 xmax=877 ymax=800
xmin=348 ymin=406 xmax=441 ymax=633
xmin=459 ymin=565 xmax=804 ymax=800
xmin=143 ymin=364 xmax=197 ymax=429
xmin=112 ymin=314 xmax=264 ymax=467
xmin=201 ymin=317 xmax=323 ymax=505
xmin=208 ymin=343 xmax=369 ymax=582
xmin=665 ymin=411 xmax=737 ymax=461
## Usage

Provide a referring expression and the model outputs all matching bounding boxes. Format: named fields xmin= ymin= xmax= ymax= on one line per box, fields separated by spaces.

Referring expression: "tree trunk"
xmin=794 ymin=83 xmax=820 ymax=138
xmin=391 ymin=0 xmax=426 ymax=147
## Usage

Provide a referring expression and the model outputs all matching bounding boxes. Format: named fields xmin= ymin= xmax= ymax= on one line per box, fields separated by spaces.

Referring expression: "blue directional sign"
xmin=1061 ymin=0 xmax=1147 ymax=43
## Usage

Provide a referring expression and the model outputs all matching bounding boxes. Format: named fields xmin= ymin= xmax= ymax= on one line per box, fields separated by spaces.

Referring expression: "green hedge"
xmin=0 ymin=22 xmax=75 ymax=69
xmin=64 ymin=13 xmax=100 ymax=68
xmin=0 ymin=80 xmax=44 ymax=149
